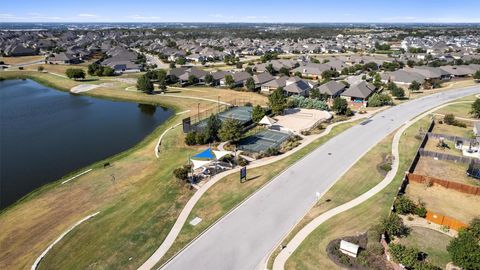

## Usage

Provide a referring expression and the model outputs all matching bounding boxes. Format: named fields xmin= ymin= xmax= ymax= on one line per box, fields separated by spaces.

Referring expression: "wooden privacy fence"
xmin=425 ymin=210 xmax=467 ymax=231
xmin=407 ymin=173 xmax=480 ymax=195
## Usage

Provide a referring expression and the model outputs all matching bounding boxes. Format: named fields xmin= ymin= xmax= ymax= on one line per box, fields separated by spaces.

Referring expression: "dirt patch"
xmin=406 ymin=182 xmax=480 ymax=224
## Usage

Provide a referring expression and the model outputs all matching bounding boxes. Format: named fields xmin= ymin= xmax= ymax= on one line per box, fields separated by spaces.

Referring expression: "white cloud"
xmin=77 ymin=13 xmax=98 ymax=18
xmin=125 ymin=14 xmax=162 ymax=20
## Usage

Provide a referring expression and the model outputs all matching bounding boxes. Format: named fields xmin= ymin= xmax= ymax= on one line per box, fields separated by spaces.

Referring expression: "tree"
xmin=265 ymin=63 xmax=275 ymax=75
xmin=383 ymin=214 xmax=409 ymax=238
xmin=294 ymin=71 xmax=302 ymax=77
xmin=136 ymin=74 xmax=154 ymax=94
xmin=156 ymin=69 xmax=167 ymax=82
xmin=245 ymin=66 xmax=253 ymax=75
xmin=204 ymin=114 xmax=222 ymax=142
xmin=409 ymin=80 xmax=421 ymax=91
xmin=245 ymin=77 xmax=256 ymax=91
xmin=332 ymin=97 xmax=349 ymax=115
xmin=219 ymin=118 xmax=242 ymax=142
xmin=444 ymin=114 xmax=456 ymax=125
xmin=37 ymin=65 xmax=44 ymax=72
xmin=102 ymin=66 xmax=115 ymax=76
xmin=279 ymin=67 xmax=290 ymax=76
xmin=447 ymin=218 xmax=480 ymax=270
xmin=388 ymin=243 xmax=419 ymax=269
xmin=187 ymin=74 xmax=197 ymax=85
xmin=391 ymin=86 xmax=405 ymax=99
xmin=474 ymin=70 xmax=480 ymax=81
xmin=87 ymin=63 xmax=100 ymax=76
xmin=224 ymin=74 xmax=235 ymax=89
xmin=394 ymin=196 xmax=416 ymax=215
xmin=470 ymin=98 xmax=480 ymax=118
xmin=175 ymin=57 xmax=186 ymax=65
xmin=368 ymin=93 xmax=393 ymax=107
xmin=173 ymin=165 xmax=190 ymax=183
xmin=65 ymin=68 xmax=85 ymax=80
xmin=268 ymin=87 xmax=286 ymax=115
xmin=321 ymin=69 xmax=339 ymax=81
xmin=252 ymin=105 xmax=265 ymax=123
xmin=204 ymin=74 xmax=214 ymax=85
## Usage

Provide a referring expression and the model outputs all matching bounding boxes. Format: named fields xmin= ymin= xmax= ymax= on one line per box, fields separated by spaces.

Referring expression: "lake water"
xmin=0 ymin=79 xmax=173 ymax=209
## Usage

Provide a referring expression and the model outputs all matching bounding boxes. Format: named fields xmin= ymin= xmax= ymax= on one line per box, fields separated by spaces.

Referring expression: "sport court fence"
xmin=183 ymin=98 xmax=262 ymax=133
xmin=419 ymin=149 xmax=478 ymax=164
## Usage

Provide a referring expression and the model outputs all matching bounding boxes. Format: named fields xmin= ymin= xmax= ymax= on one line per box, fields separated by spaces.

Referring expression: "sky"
xmin=1 ymin=0 xmax=480 ymax=23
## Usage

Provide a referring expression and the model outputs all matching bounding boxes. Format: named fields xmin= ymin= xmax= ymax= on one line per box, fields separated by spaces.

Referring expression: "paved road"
xmin=161 ymin=86 xmax=479 ymax=270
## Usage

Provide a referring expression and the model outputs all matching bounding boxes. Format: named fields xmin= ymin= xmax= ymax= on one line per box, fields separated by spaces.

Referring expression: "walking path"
xmin=271 ymin=99 xmax=475 ymax=270
xmin=31 ymin=212 xmax=100 ymax=270
xmin=138 ymin=111 xmax=377 ymax=270
xmin=155 ymin=123 xmax=182 ymax=158
xmin=432 ymin=112 xmax=479 ymax=122
xmin=162 ymin=94 xmax=231 ymax=105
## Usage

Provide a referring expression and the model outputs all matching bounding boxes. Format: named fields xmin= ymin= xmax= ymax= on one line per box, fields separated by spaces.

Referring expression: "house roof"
xmin=342 ymin=81 xmax=376 ymax=99
xmin=253 ymin=73 xmax=275 ymax=84
xmin=318 ymin=81 xmax=346 ymax=96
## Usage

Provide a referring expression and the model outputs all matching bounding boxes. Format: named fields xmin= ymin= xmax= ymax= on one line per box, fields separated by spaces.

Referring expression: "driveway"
xmin=161 ymin=87 xmax=479 ymax=270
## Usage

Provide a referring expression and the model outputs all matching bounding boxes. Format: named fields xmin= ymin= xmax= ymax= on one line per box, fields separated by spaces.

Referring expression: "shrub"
xmin=394 ymin=196 xmax=417 ymax=215
xmin=444 ymin=114 xmax=467 ymax=128
xmin=173 ymin=165 xmax=191 ymax=182
xmin=185 ymin=132 xmax=198 ymax=145
xmin=37 ymin=65 xmax=44 ymax=72
xmin=237 ymin=156 xmax=249 ymax=167
xmin=18 ymin=66 xmax=24 ymax=70
xmin=382 ymin=214 xmax=410 ymax=238
xmin=415 ymin=200 xmax=427 ymax=218
xmin=388 ymin=243 xmax=419 ymax=269
xmin=368 ymin=93 xmax=393 ymax=107
xmin=447 ymin=218 xmax=480 ymax=270
xmin=287 ymin=96 xmax=329 ymax=110
xmin=65 ymin=68 xmax=85 ymax=80
xmin=263 ymin=146 xmax=280 ymax=157
xmin=332 ymin=97 xmax=349 ymax=115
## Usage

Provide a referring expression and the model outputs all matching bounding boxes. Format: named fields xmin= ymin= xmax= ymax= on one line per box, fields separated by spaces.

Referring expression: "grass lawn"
xmin=435 ymin=102 xmax=476 ymax=119
xmin=414 ymin=157 xmax=479 ymax=186
xmin=0 ymin=55 xmax=45 ymax=65
xmin=0 ymin=71 xmax=268 ymax=269
xmin=423 ymin=138 xmax=463 ymax=156
xmin=284 ymin=117 xmax=431 ymax=270
xmin=398 ymin=226 xmax=452 ymax=268
xmin=406 ymin=183 xmax=480 ymax=224
xmin=156 ymin=120 xmax=362 ymax=267
xmin=432 ymin=122 xmax=474 ymax=139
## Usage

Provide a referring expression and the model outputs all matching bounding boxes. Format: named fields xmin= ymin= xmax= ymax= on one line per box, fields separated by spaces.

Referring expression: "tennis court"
xmin=237 ymin=130 xmax=291 ymax=153
xmin=193 ymin=106 xmax=253 ymax=130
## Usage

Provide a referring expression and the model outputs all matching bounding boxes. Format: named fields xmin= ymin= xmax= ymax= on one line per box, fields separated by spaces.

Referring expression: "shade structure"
xmin=259 ymin=115 xmax=276 ymax=126
xmin=213 ymin=150 xmax=232 ymax=160
xmin=192 ymin=148 xmax=215 ymax=160
xmin=190 ymin=159 xmax=213 ymax=170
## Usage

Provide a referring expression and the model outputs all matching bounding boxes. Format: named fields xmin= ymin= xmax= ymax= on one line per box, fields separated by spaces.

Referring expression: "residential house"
xmin=47 ymin=52 xmax=80 ymax=65
xmin=341 ymin=81 xmax=377 ymax=102
xmin=318 ymin=81 xmax=347 ymax=98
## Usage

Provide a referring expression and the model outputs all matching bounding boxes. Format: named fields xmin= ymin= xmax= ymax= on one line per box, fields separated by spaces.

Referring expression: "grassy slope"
xmin=0 ymin=70 xmax=267 ymax=269
xmin=284 ymin=117 xmax=431 ymax=269
xmin=156 ymin=120 xmax=361 ymax=266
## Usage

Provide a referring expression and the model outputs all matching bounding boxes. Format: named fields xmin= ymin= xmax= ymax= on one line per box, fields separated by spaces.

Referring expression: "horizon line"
xmin=1 ymin=21 xmax=480 ymax=24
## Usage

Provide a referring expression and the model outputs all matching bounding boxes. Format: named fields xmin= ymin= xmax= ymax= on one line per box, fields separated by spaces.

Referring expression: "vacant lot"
xmin=414 ymin=157 xmax=479 ymax=186
xmin=398 ymin=226 xmax=452 ymax=268
xmin=406 ymin=183 xmax=480 ymax=224
xmin=432 ymin=122 xmax=474 ymax=138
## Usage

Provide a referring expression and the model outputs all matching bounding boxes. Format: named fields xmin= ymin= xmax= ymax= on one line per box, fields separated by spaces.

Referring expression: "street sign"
xmin=240 ymin=166 xmax=247 ymax=183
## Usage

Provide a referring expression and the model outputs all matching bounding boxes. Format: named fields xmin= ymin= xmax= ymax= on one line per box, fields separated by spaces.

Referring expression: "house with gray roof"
xmin=381 ymin=70 xmax=426 ymax=86
xmin=47 ymin=52 xmax=79 ymax=65
xmin=341 ymin=81 xmax=377 ymax=101
xmin=253 ymin=73 xmax=275 ymax=89
xmin=318 ymin=81 xmax=347 ymax=98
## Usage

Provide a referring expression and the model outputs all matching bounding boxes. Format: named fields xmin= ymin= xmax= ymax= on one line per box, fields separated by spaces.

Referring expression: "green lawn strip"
xmin=435 ymin=102 xmax=476 ymax=119
xmin=156 ymin=120 xmax=361 ymax=267
xmin=37 ymin=128 xmax=197 ymax=270
xmin=284 ymin=117 xmax=431 ymax=270
xmin=398 ymin=226 xmax=452 ymax=268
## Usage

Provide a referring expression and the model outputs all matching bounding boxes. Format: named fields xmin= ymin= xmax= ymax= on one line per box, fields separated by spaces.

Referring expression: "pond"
xmin=0 ymin=79 xmax=173 ymax=209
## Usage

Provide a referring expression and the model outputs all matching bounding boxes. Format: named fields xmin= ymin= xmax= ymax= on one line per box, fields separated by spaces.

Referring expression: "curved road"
xmin=160 ymin=86 xmax=479 ymax=270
